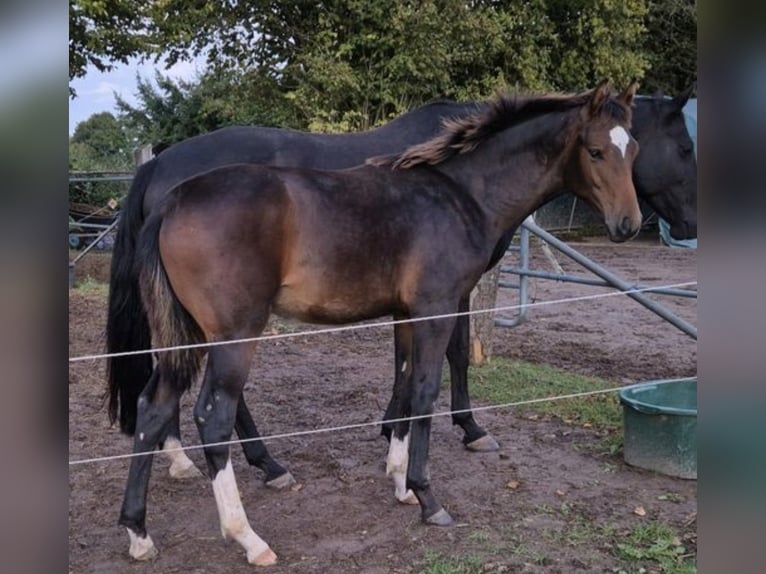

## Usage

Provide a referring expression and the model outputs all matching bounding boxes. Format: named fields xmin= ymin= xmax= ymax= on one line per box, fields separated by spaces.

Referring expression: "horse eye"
xmin=679 ymin=144 xmax=693 ymax=156
xmin=588 ymin=148 xmax=603 ymax=160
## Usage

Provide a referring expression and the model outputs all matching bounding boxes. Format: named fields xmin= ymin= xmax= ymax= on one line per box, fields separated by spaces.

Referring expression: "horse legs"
xmin=385 ymin=323 xmax=418 ymax=505
xmin=447 ymin=296 xmax=499 ymax=452
xmin=381 ymin=322 xmax=408 ymax=442
xmin=234 ymin=396 xmax=296 ymax=489
xmin=407 ymin=317 xmax=457 ymax=526
xmin=195 ymin=343 xmax=276 ymax=566
xmin=157 ymin=385 xmax=294 ymax=488
xmin=160 ymin=407 xmax=202 ymax=479
xmin=118 ymin=370 xmax=179 ymax=560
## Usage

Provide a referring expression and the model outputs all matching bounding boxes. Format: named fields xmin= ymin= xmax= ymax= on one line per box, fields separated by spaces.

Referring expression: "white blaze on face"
xmin=609 ymin=126 xmax=630 ymax=158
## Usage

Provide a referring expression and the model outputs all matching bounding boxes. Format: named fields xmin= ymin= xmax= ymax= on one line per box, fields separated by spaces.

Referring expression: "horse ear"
xmin=619 ymin=80 xmax=639 ymax=107
xmin=674 ymin=84 xmax=695 ymax=109
xmin=589 ymin=80 xmax=612 ymax=116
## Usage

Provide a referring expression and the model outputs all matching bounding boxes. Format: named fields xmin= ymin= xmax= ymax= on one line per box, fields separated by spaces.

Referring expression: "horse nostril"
xmin=621 ymin=216 xmax=633 ymax=236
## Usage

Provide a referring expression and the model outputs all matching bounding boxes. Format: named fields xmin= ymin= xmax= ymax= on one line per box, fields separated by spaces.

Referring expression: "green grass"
xmin=465 ymin=357 xmax=623 ymax=453
xmin=613 ymin=522 xmax=696 ymax=574
xmin=421 ymin=551 xmax=484 ymax=574
xmin=72 ymin=276 xmax=109 ymax=297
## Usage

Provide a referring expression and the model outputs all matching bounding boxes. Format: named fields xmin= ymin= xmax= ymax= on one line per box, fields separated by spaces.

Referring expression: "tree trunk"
xmin=469 ymin=265 xmax=501 ymax=366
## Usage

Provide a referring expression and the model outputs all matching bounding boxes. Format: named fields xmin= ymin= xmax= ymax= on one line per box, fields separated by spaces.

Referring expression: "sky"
xmin=68 ymin=57 xmax=204 ymax=136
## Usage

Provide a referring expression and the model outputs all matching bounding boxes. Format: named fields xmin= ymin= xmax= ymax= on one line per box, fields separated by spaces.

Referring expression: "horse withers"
xmin=120 ymin=82 xmax=640 ymax=565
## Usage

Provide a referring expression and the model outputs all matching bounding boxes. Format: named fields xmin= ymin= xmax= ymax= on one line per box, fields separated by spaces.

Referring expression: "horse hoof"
xmin=249 ymin=547 xmax=278 ymax=566
xmin=128 ymin=531 xmax=158 ymax=561
xmin=169 ymin=461 xmax=202 ymax=479
xmin=424 ymin=508 xmax=453 ymax=527
xmin=265 ymin=471 xmax=296 ymax=490
xmin=396 ymin=489 xmax=419 ymax=506
xmin=465 ymin=434 xmax=500 ymax=452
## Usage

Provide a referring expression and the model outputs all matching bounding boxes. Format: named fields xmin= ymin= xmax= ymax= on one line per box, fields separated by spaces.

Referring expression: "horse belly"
xmin=272 ymin=280 xmax=393 ymax=325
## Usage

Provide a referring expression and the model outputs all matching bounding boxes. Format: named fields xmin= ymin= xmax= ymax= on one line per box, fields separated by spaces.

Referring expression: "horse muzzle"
xmin=607 ymin=215 xmax=642 ymax=243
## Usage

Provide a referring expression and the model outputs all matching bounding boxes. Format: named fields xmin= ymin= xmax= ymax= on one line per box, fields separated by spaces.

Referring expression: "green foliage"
xmin=69 ymin=0 xmax=695 ymax=137
xmin=116 ymin=69 xmax=299 ymax=148
xmin=69 ymin=0 xmax=154 ymax=90
xmin=547 ymin=0 xmax=650 ymax=90
xmin=642 ymin=0 xmax=698 ymax=95
xmin=69 ymin=112 xmax=134 ymax=206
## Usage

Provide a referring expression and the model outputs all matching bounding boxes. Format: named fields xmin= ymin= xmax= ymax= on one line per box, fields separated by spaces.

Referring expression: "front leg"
xmin=406 ymin=317 xmax=457 ymax=526
xmin=447 ymin=296 xmax=499 ymax=452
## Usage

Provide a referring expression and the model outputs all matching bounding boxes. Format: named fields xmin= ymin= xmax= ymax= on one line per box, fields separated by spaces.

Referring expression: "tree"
xmin=69 ymin=0 xmax=155 ymax=92
xmin=545 ymin=0 xmax=650 ymax=91
xmin=69 ymin=112 xmax=135 ymax=205
xmin=642 ymin=0 xmax=697 ymax=95
xmin=115 ymin=69 xmax=299 ymax=149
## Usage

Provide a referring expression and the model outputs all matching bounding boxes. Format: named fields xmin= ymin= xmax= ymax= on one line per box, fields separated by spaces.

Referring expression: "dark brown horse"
xmin=120 ymin=83 xmax=640 ymax=565
xmin=106 ymin=87 xmax=695 ymax=486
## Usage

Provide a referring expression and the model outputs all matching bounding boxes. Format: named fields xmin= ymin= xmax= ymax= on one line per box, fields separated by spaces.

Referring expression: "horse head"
xmin=632 ymin=86 xmax=697 ymax=239
xmin=568 ymin=80 xmax=643 ymax=242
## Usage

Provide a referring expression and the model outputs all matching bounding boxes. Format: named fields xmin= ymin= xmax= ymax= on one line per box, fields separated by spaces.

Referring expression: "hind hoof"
xmin=127 ymin=530 xmax=158 ymax=561
xmin=169 ymin=461 xmax=202 ymax=479
xmin=424 ymin=508 xmax=453 ymax=527
xmin=249 ymin=547 xmax=278 ymax=566
xmin=465 ymin=434 xmax=500 ymax=452
xmin=265 ymin=471 xmax=296 ymax=490
xmin=396 ymin=489 xmax=419 ymax=505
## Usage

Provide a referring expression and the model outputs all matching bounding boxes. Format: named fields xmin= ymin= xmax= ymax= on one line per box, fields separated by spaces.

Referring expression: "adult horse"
xmin=119 ymin=83 xmax=640 ymax=565
xmin=106 ymin=86 xmax=694 ymax=484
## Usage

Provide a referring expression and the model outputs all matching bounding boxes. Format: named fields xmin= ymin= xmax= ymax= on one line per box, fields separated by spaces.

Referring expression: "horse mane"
xmin=368 ymin=90 xmax=630 ymax=169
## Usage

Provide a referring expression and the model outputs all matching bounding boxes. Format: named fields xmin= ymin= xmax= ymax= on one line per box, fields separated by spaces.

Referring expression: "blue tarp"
xmin=659 ymin=98 xmax=697 ymax=249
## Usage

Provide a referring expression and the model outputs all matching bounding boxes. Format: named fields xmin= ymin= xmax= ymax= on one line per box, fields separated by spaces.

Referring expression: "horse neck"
xmin=435 ymin=111 xmax=575 ymax=243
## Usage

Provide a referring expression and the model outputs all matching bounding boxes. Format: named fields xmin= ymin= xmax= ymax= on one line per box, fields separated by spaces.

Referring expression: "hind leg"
xmin=160 ymin=408 xmax=202 ymax=479
xmin=119 ymin=370 xmax=181 ymax=560
xmin=447 ymin=297 xmax=498 ymax=452
xmin=385 ymin=322 xmax=418 ymax=505
xmin=234 ymin=397 xmax=296 ymax=489
xmin=196 ymin=343 xmax=276 ymax=566
xmin=158 ymin=392 xmax=293 ymax=486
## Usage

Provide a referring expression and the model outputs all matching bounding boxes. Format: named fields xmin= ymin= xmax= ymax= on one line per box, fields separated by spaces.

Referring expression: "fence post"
xmin=469 ymin=265 xmax=501 ymax=366
xmin=134 ymin=144 xmax=153 ymax=167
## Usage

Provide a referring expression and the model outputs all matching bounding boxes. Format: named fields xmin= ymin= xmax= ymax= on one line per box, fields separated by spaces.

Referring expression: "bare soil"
xmin=69 ymin=237 xmax=697 ymax=573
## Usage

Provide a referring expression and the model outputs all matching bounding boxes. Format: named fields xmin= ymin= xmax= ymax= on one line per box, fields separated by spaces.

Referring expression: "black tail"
xmin=137 ymin=210 xmax=206 ymax=395
xmin=106 ymin=159 xmax=158 ymax=434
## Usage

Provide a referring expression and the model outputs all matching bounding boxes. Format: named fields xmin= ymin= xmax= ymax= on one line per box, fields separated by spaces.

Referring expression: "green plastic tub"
xmin=619 ymin=379 xmax=697 ymax=479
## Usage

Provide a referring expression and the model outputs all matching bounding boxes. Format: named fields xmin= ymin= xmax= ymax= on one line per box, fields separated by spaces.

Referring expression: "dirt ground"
xmin=69 ymin=237 xmax=697 ymax=573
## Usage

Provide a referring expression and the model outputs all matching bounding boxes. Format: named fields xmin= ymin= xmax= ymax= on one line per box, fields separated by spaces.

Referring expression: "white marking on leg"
xmin=386 ymin=434 xmax=417 ymax=504
xmin=164 ymin=437 xmax=201 ymax=479
xmin=127 ymin=528 xmax=158 ymax=561
xmin=139 ymin=432 xmax=144 ymax=441
xmin=212 ymin=458 xmax=277 ymax=566
xmin=401 ymin=360 xmax=407 ymax=373
xmin=609 ymin=126 xmax=630 ymax=158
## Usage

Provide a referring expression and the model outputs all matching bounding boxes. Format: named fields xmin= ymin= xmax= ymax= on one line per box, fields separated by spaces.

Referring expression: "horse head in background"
xmin=632 ymin=86 xmax=697 ymax=239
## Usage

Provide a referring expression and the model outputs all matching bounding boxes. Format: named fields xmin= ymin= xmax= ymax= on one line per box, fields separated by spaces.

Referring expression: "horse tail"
xmin=137 ymin=210 xmax=206 ymax=399
xmin=106 ymin=159 xmax=157 ymax=435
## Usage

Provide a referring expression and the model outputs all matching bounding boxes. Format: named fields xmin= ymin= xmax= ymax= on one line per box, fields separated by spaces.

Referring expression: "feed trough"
xmin=619 ymin=378 xmax=697 ymax=479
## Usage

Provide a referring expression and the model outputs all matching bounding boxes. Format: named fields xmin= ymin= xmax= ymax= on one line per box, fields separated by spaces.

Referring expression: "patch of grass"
xmin=73 ymin=276 xmax=109 ymax=297
xmin=421 ymin=550 xmax=484 ymax=574
xmin=613 ymin=522 xmax=696 ymax=574
xmin=467 ymin=358 xmax=623 ymax=451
